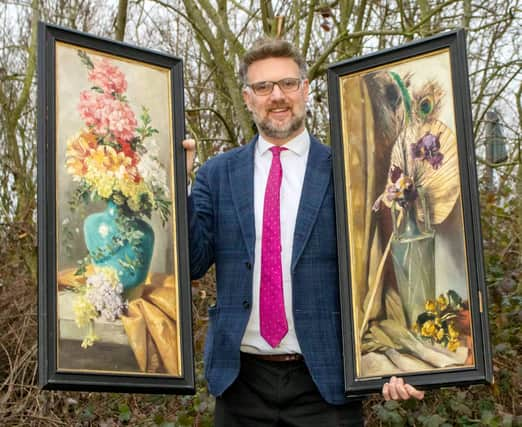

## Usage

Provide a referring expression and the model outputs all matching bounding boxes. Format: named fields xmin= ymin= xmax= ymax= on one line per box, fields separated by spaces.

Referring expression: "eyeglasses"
xmin=246 ymin=78 xmax=302 ymax=95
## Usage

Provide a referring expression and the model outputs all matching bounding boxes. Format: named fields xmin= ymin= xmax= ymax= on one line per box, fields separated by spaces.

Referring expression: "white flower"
xmin=84 ymin=267 xmax=128 ymax=322
xmin=145 ymin=138 xmax=160 ymax=158
xmin=137 ymin=146 xmax=170 ymax=196
xmin=98 ymin=223 xmax=109 ymax=238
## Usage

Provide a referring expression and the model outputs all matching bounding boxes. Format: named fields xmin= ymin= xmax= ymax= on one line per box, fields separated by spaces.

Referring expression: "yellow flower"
xmin=65 ymin=130 xmax=97 ymax=179
xmin=448 ymin=322 xmax=459 ymax=340
xmin=125 ymin=182 xmax=153 ymax=212
xmin=89 ymin=145 xmax=113 ymax=169
xmin=97 ymin=146 xmax=134 ymax=183
xmin=425 ymin=299 xmax=436 ymax=313
xmin=94 ymin=173 xmax=116 ymax=199
xmin=111 ymin=192 xmax=126 ymax=206
xmin=127 ymin=194 xmax=142 ymax=212
xmin=73 ymin=295 xmax=97 ymax=328
xmin=436 ymin=327 xmax=445 ymax=342
xmin=447 ymin=338 xmax=460 ymax=352
xmin=437 ymin=294 xmax=449 ymax=311
xmin=120 ymin=178 xmax=141 ymax=199
xmin=412 ymin=323 xmax=419 ymax=333
xmin=81 ymin=323 xmax=99 ymax=349
xmin=421 ymin=320 xmax=437 ymax=338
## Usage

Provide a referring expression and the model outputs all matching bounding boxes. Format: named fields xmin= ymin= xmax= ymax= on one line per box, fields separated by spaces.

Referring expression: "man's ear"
xmin=242 ymin=88 xmax=252 ymax=112
xmin=302 ymin=79 xmax=310 ymax=100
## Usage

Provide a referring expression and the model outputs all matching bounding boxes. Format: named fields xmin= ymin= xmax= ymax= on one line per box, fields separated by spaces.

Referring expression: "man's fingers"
xmin=382 ymin=383 xmax=390 ymax=401
xmin=183 ymin=138 xmax=196 ymax=151
xmin=183 ymin=138 xmax=196 ymax=175
xmin=382 ymin=376 xmax=425 ymax=401
xmin=382 ymin=377 xmax=424 ymax=400
xmin=395 ymin=377 xmax=410 ymax=400
xmin=405 ymin=384 xmax=425 ymax=400
xmin=388 ymin=376 xmax=400 ymax=400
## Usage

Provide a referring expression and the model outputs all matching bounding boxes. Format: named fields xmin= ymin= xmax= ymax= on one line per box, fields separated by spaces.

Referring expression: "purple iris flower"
xmin=411 ymin=132 xmax=444 ymax=169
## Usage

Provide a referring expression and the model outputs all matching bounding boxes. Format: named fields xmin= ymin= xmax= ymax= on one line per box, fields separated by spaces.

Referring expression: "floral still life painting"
xmin=54 ymin=43 xmax=181 ymax=377
xmin=329 ymin=36 xmax=490 ymax=391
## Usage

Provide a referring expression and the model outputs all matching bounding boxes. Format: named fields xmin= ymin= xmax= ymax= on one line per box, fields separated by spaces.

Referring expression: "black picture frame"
xmin=37 ymin=22 xmax=194 ymax=394
xmin=327 ymin=29 xmax=492 ymax=395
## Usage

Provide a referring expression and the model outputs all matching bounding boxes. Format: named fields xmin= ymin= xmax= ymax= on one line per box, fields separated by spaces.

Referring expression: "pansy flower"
xmin=372 ymin=165 xmax=419 ymax=211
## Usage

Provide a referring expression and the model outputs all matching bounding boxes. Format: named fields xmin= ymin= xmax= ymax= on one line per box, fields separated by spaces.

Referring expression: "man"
xmin=183 ymin=38 xmax=423 ymax=426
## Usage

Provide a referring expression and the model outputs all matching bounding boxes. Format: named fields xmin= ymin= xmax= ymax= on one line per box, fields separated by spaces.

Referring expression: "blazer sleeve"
xmin=188 ymin=162 xmax=215 ymax=279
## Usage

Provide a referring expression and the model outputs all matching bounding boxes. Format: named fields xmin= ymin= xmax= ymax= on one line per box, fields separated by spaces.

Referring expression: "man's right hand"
xmin=182 ymin=138 xmax=196 ymax=176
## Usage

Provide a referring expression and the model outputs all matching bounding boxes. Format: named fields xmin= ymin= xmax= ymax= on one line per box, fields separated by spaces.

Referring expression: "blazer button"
xmin=243 ymin=300 xmax=250 ymax=309
xmin=245 ymin=262 xmax=252 ymax=270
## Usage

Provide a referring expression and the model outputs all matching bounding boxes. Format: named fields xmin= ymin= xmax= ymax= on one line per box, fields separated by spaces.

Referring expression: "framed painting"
xmin=37 ymin=23 xmax=194 ymax=393
xmin=328 ymin=30 xmax=493 ymax=395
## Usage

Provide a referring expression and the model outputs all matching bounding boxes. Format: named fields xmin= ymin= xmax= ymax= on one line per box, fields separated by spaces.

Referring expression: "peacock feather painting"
xmin=339 ymin=48 xmax=474 ymax=378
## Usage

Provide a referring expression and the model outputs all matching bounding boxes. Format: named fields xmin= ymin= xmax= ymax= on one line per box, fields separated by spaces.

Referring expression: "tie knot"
xmin=270 ymin=146 xmax=287 ymax=157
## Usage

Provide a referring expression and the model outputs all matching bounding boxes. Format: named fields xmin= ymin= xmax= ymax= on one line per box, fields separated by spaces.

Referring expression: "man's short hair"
xmin=239 ymin=38 xmax=307 ymax=85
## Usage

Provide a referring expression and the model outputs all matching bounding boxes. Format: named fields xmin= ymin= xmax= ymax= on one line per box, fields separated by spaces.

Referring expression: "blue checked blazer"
xmin=188 ymin=135 xmax=348 ymax=404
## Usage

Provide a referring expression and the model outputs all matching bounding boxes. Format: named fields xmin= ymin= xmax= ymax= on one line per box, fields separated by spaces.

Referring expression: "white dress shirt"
xmin=240 ymin=130 xmax=310 ymax=354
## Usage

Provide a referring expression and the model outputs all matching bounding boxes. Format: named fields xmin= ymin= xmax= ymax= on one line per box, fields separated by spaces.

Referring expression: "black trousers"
xmin=214 ymin=352 xmax=364 ymax=427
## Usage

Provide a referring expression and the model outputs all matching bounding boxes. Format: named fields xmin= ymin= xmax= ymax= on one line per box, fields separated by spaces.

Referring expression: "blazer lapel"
xmin=291 ymin=137 xmax=332 ymax=270
xmin=228 ymin=137 xmax=257 ymax=261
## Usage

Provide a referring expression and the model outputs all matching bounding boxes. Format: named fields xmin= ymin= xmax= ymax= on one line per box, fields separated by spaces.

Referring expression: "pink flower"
xmin=78 ymin=91 xmax=137 ymax=143
xmin=88 ymin=58 xmax=127 ymax=94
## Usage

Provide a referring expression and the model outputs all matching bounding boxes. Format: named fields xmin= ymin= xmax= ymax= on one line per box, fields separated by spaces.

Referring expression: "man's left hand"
xmin=382 ymin=376 xmax=425 ymax=401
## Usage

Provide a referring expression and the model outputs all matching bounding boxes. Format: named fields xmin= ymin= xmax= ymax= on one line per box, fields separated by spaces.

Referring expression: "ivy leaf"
xmin=80 ymin=404 xmax=94 ymax=420
xmin=118 ymin=403 xmax=131 ymax=422
xmin=419 ymin=414 xmax=446 ymax=427
xmin=449 ymin=399 xmax=472 ymax=416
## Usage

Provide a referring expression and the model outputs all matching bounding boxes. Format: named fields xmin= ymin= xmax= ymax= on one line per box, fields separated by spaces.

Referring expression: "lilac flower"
xmin=84 ymin=268 xmax=128 ymax=322
xmin=410 ymin=132 xmax=444 ymax=169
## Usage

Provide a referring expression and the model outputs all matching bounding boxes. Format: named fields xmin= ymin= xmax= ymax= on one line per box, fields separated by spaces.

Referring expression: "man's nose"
xmin=269 ymin=83 xmax=286 ymax=100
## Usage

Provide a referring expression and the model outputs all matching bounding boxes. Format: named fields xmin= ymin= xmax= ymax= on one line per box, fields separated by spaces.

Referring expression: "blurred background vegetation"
xmin=0 ymin=0 xmax=520 ymax=425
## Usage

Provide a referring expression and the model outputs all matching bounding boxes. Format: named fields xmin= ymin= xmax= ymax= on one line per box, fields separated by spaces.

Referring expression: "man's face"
xmin=242 ymin=57 xmax=309 ymax=145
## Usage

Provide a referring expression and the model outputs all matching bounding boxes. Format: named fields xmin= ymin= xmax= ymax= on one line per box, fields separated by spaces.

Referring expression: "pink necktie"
xmin=260 ymin=146 xmax=288 ymax=347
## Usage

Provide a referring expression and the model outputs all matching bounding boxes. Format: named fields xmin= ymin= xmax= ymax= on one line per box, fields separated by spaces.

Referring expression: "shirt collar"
xmin=257 ymin=129 xmax=310 ymax=157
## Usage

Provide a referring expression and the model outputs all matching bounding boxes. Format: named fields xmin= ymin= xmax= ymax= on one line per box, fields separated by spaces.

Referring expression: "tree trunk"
xmin=115 ymin=0 xmax=129 ymax=41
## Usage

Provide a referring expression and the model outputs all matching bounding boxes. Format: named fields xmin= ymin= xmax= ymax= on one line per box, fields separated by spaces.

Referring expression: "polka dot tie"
xmin=260 ymin=146 xmax=288 ymax=348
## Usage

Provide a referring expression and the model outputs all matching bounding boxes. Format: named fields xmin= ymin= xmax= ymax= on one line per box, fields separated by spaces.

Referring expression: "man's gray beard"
xmin=254 ymin=111 xmax=306 ymax=140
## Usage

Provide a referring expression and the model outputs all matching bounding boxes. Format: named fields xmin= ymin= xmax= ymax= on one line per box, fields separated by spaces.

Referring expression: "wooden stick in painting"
xmin=359 ymin=209 xmax=403 ymax=340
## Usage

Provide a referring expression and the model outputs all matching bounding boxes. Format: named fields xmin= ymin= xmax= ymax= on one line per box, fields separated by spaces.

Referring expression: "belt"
xmin=241 ymin=352 xmax=304 ymax=362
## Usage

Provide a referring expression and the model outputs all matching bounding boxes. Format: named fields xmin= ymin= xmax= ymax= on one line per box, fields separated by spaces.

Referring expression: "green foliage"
xmin=136 ymin=106 xmax=160 ymax=143
xmin=118 ymin=403 xmax=131 ymax=423
xmin=369 ymin=386 xmax=520 ymax=426
xmin=77 ymin=49 xmax=94 ymax=69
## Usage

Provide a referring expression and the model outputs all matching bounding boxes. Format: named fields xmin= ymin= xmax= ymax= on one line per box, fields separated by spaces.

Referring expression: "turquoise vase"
xmin=83 ymin=201 xmax=154 ymax=290
xmin=390 ymin=198 xmax=435 ymax=328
